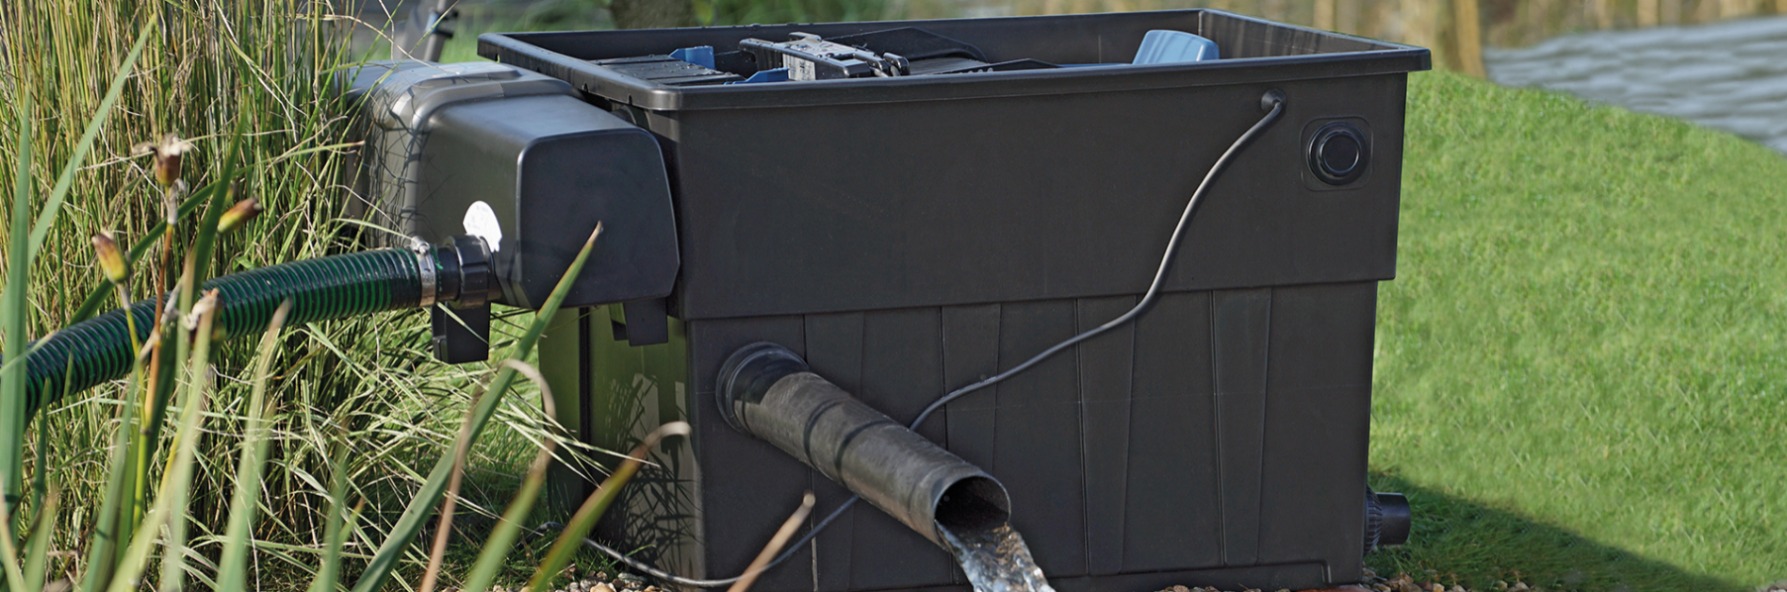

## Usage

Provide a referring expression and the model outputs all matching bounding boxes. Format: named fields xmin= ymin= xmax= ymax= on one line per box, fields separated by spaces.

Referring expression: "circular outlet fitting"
xmin=1309 ymin=122 xmax=1369 ymax=185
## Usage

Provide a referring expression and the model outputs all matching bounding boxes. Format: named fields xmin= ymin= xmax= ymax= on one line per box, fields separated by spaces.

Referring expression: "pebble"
xmin=505 ymin=568 xmax=635 ymax=592
xmin=1157 ymin=572 xmax=1542 ymax=592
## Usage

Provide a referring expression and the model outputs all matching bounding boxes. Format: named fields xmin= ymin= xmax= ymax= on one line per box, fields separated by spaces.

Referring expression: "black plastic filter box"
xmin=481 ymin=10 xmax=1429 ymax=592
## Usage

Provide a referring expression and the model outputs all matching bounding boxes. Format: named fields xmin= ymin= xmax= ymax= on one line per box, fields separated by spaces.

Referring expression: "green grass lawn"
xmin=1368 ymin=71 xmax=1787 ymax=591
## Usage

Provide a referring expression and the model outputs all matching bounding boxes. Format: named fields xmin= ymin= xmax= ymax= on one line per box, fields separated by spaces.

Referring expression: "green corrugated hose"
xmin=21 ymin=248 xmax=427 ymax=414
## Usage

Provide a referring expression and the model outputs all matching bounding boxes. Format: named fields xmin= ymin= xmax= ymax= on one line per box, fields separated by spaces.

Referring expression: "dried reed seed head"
xmin=191 ymin=289 xmax=220 ymax=317
xmin=91 ymin=230 xmax=128 ymax=284
xmin=183 ymin=289 xmax=222 ymax=332
xmin=133 ymin=134 xmax=195 ymax=190
xmin=217 ymin=197 xmax=262 ymax=233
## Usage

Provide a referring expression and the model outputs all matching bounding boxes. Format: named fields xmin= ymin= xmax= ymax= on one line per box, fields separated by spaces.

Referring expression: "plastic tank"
xmin=476 ymin=9 xmax=1429 ymax=592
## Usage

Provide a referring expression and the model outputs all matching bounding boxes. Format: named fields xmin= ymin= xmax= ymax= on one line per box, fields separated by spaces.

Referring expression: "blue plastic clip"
xmin=670 ymin=45 xmax=716 ymax=69
xmin=727 ymin=68 xmax=789 ymax=85
xmin=1133 ymin=30 xmax=1219 ymax=64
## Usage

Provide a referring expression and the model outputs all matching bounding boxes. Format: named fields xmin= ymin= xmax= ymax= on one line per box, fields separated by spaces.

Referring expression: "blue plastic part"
xmin=670 ymin=45 xmax=716 ymax=69
xmin=727 ymin=68 xmax=789 ymax=85
xmin=1132 ymin=30 xmax=1219 ymax=64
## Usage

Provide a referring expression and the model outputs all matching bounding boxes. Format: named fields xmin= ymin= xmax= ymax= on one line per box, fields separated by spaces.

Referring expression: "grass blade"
xmin=118 ymin=307 xmax=177 ymax=558
xmin=529 ymin=422 xmax=690 ymax=592
xmin=214 ymin=300 xmax=292 ymax=591
xmin=104 ymin=397 xmax=199 ymax=592
xmin=104 ymin=292 xmax=215 ymax=592
xmin=0 ymin=493 xmax=30 ymax=592
xmin=2 ymin=70 xmax=35 ymax=515
xmin=26 ymin=24 xmax=155 ymax=261
xmin=351 ymin=223 xmax=604 ymax=592
xmin=78 ymin=370 xmax=147 ymax=592
xmin=117 ymin=289 xmax=218 ymax=590
xmin=9 ymin=20 xmax=155 ymax=536
xmin=179 ymin=118 xmax=250 ymax=314
xmin=417 ymin=367 xmax=500 ymax=592
xmin=69 ymin=137 xmax=365 ymax=323
xmin=460 ymin=361 xmax=561 ymax=592
xmin=306 ymin=445 xmax=361 ymax=592
xmin=459 ymin=445 xmax=556 ymax=592
xmin=149 ymin=289 xmax=221 ymax=592
xmin=67 ymin=185 xmax=213 ymax=323
xmin=727 ymin=492 xmax=816 ymax=592
xmin=23 ymin=485 xmax=57 ymax=591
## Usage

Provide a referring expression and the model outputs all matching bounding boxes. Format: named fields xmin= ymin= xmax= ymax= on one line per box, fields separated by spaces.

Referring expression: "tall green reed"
xmin=0 ymin=1 xmax=645 ymax=588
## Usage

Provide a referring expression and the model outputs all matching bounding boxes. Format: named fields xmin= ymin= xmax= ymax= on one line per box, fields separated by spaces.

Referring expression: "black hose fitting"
xmin=1365 ymin=488 xmax=1412 ymax=551
xmin=429 ymin=235 xmax=500 ymax=307
xmin=427 ymin=235 xmax=502 ymax=364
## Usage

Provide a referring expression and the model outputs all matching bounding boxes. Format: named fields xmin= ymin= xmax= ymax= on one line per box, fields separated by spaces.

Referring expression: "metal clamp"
xmin=409 ymin=236 xmax=437 ymax=309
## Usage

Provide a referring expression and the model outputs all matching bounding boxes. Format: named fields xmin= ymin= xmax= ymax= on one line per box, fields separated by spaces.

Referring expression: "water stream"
xmin=939 ymin=522 xmax=1058 ymax=592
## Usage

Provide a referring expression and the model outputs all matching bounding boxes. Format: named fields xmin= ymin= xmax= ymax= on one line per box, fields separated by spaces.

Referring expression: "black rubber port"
xmin=1365 ymin=489 xmax=1412 ymax=551
xmin=1309 ymin=122 xmax=1369 ymax=185
xmin=716 ymin=342 xmax=811 ymax=432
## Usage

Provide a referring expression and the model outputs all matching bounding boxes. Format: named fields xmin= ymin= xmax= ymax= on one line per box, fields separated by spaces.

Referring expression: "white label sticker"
xmin=463 ymin=200 xmax=503 ymax=251
xmin=788 ymin=56 xmax=817 ymax=81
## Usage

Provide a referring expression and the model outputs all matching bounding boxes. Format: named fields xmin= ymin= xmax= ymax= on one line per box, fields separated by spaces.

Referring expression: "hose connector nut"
xmin=432 ymin=235 xmax=497 ymax=307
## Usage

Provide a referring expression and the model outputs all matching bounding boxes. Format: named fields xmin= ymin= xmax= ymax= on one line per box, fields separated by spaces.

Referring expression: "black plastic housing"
xmin=483 ymin=11 xmax=1426 ymax=321
xmin=338 ymin=61 xmax=680 ymax=313
xmin=479 ymin=9 xmax=1429 ymax=592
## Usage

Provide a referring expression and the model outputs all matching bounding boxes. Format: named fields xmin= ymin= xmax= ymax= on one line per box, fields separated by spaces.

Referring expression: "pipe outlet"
xmin=718 ymin=342 xmax=1012 ymax=547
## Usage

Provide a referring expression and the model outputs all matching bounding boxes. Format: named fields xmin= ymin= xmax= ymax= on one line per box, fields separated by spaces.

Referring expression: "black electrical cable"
xmin=566 ymin=91 xmax=1288 ymax=589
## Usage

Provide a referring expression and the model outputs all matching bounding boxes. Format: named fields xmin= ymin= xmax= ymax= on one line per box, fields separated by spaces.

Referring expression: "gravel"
xmin=485 ymin=566 xmax=658 ymax=592
xmin=487 ymin=567 xmax=1787 ymax=592
xmin=1156 ymin=570 xmax=1550 ymax=592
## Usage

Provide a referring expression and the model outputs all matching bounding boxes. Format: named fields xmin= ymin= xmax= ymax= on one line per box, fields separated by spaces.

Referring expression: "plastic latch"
xmin=610 ymin=299 xmax=670 ymax=346
xmin=427 ymin=7 xmax=460 ymax=40
xmin=1132 ymin=30 xmax=1219 ymax=65
xmin=727 ymin=68 xmax=790 ymax=85
xmin=670 ymin=45 xmax=716 ymax=69
xmin=431 ymin=304 xmax=490 ymax=364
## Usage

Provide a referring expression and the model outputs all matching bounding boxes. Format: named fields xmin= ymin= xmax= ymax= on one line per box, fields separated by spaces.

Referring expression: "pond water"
xmin=1486 ymin=16 xmax=1787 ymax=155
